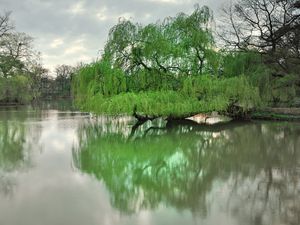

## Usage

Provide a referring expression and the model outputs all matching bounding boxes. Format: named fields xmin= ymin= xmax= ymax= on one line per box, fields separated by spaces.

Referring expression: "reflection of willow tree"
xmin=74 ymin=119 xmax=300 ymax=224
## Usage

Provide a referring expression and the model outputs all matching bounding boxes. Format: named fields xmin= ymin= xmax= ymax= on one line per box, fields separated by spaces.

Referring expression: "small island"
xmin=0 ymin=1 xmax=300 ymax=225
xmin=71 ymin=4 xmax=300 ymax=124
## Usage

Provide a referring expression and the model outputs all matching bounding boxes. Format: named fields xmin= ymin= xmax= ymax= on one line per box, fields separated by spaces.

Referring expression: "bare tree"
xmin=0 ymin=32 xmax=35 ymax=77
xmin=54 ymin=64 xmax=75 ymax=96
xmin=55 ymin=64 xmax=74 ymax=80
xmin=1 ymin=33 xmax=34 ymax=60
xmin=0 ymin=12 xmax=40 ymax=78
xmin=0 ymin=11 xmax=48 ymax=103
xmin=0 ymin=11 xmax=13 ymax=38
xmin=219 ymin=0 xmax=300 ymax=72
xmin=220 ymin=0 xmax=299 ymax=51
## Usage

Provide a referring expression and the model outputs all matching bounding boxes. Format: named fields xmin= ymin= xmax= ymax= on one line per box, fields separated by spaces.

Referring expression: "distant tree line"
xmin=40 ymin=64 xmax=77 ymax=99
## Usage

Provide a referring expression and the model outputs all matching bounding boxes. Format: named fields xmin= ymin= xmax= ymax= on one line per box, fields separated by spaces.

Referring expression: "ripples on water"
xmin=0 ymin=103 xmax=299 ymax=225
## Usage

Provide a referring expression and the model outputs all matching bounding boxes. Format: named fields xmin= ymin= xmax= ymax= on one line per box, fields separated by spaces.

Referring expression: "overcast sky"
xmin=0 ymin=0 xmax=229 ymax=73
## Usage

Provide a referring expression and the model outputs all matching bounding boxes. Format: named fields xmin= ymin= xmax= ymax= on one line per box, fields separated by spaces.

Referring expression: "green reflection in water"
xmin=74 ymin=119 xmax=300 ymax=224
xmin=0 ymin=108 xmax=44 ymax=196
xmin=0 ymin=110 xmax=28 ymax=196
xmin=0 ymin=110 xmax=30 ymax=171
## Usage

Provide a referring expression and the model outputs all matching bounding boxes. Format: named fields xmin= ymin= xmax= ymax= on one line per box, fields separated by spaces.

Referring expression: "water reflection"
xmin=0 ymin=104 xmax=84 ymax=197
xmin=0 ymin=109 xmax=35 ymax=196
xmin=0 ymin=106 xmax=105 ymax=225
xmin=74 ymin=119 xmax=300 ymax=225
xmin=0 ymin=106 xmax=299 ymax=225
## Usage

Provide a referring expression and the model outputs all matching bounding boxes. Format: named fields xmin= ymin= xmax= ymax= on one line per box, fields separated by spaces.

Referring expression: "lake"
xmin=0 ymin=103 xmax=299 ymax=225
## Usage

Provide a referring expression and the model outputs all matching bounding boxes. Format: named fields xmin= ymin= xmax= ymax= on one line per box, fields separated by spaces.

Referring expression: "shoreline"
xmin=251 ymin=108 xmax=300 ymax=121
xmin=1 ymin=101 xmax=300 ymax=122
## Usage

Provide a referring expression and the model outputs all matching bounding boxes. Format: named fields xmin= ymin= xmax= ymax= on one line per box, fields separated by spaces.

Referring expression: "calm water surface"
xmin=0 ymin=103 xmax=299 ymax=225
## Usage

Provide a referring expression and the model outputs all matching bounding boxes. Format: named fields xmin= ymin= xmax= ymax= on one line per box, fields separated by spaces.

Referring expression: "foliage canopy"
xmin=73 ymin=5 xmax=261 ymax=119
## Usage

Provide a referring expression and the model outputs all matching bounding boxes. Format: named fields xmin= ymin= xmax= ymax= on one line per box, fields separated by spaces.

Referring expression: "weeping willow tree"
xmin=73 ymin=5 xmax=261 ymax=119
xmin=104 ymin=5 xmax=217 ymax=76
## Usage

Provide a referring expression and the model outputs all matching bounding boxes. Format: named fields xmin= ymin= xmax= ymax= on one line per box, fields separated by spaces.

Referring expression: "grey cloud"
xmin=0 ymin=0 xmax=229 ymax=72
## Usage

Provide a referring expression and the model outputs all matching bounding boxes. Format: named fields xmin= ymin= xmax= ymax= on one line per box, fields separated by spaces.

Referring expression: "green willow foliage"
xmin=220 ymin=51 xmax=299 ymax=105
xmin=104 ymin=5 xmax=216 ymax=76
xmin=182 ymin=75 xmax=260 ymax=109
xmin=79 ymin=91 xmax=202 ymax=117
xmin=74 ymin=120 xmax=300 ymax=214
xmin=73 ymin=5 xmax=261 ymax=118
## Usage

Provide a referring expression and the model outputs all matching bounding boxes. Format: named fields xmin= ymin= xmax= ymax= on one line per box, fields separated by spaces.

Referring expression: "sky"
xmin=0 ymin=0 xmax=229 ymax=74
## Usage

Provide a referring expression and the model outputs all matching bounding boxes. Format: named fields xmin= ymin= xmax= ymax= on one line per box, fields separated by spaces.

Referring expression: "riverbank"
xmin=0 ymin=99 xmax=75 ymax=112
xmin=2 ymin=99 xmax=300 ymax=123
xmin=185 ymin=108 xmax=300 ymax=125
xmin=0 ymin=102 xmax=25 ymax=107
xmin=251 ymin=108 xmax=300 ymax=121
